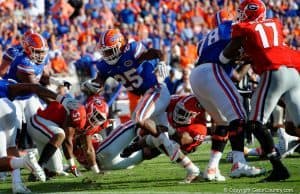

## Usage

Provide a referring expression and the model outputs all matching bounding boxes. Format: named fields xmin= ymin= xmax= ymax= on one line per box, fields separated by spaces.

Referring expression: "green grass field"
xmin=1 ymin=142 xmax=299 ymax=194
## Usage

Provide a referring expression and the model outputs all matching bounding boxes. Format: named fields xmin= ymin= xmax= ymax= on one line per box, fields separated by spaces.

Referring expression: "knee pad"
xmin=212 ymin=126 xmax=228 ymax=152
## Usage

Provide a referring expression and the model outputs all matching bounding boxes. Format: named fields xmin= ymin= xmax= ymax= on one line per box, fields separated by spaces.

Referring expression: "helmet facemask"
xmin=99 ymin=43 xmax=122 ymax=65
xmin=30 ymin=46 xmax=48 ymax=64
xmin=87 ymin=106 xmax=107 ymax=128
xmin=173 ymin=103 xmax=197 ymax=125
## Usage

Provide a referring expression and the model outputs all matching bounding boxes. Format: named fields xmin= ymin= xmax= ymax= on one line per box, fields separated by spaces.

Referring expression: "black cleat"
xmin=259 ymin=166 xmax=290 ymax=182
xmin=28 ymin=173 xmax=39 ymax=182
xmin=120 ymin=142 xmax=141 ymax=158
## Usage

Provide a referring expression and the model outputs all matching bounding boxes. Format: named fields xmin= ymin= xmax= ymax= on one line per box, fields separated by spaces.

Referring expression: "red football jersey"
xmin=37 ymin=101 xmax=67 ymax=126
xmin=167 ymin=95 xmax=207 ymax=153
xmin=232 ymin=18 xmax=300 ymax=74
xmin=37 ymin=101 xmax=87 ymax=129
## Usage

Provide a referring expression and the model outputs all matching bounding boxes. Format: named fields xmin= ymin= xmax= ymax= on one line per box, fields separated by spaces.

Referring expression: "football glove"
xmin=56 ymin=95 xmax=80 ymax=114
xmin=155 ymin=61 xmax=169 ymax=79
xmin=81 ymin=79 xmax=103 ymax=94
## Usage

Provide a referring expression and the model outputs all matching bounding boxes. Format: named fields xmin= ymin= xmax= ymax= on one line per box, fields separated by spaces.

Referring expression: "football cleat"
xmin=260 ymin=165 xmax=290 ymax=182
xmin=180 ymin=166 xmax=200 ymax=184
xmin=120 ymin=141 xmax=142 ymax=158
xmin=24 ymin=152 xmax=46 ymax=182
xmin=203 ymin=167 xmax=226 ymax=181
xmin=277 ymin=128 xmax=300 ymax=158
xmin=12 ymin=183 xmax=32 ymax=194
xmin=230 ymin=162 xmax=265 ymax=178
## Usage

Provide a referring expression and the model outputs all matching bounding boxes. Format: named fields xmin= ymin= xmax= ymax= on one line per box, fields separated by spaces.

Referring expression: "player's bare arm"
xmin=7 ymin=83 xmax=57 ymax=101
xmin=136 ymin=48 xmax=163 ymax=64
xmin=78 ymin=134 xmax=97 ymax=169
xmin=16 ymin=69 xmax=39 ymax=84
xmin=220 ymin=37 xmax=243 ymax=63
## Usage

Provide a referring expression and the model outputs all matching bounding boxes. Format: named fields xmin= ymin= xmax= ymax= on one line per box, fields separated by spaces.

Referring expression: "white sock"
xmin=208 ymin=150 xmax=222 ymax=169
xmin=12 ymin=169 xmax=22 ymax=184
xmin=232 ymin=151 xmax=246 ymax=164
xmin=247 ymin=147 xmax=262 ymax=156
xmin=179 ymin=156 xmax=198 ymax=172
xmin=10 ymin=157 xmax=25 ymax=169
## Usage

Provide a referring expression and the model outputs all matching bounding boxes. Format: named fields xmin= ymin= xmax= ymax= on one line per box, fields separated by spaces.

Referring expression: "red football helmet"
xmin=97 ymin=29 xmax=126 ymax=65
xmin=21 ymin=29 xmax=34 ymax=48
xmin=85 ymin=96 xmax=109 ymax=128
xmin=173 ymin=95 xmax=203 ymax=125
xmin=237 ymin=0 xmax=266 ymax=23
xmin=23 ymin=33 xmax=49 ymax=64
xmin=214 ymin=9 xmax=233 ymax=27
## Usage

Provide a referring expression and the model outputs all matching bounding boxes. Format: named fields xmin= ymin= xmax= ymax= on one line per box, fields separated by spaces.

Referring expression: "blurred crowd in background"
xmin=0 ymin=0 xmax=299 ymax=97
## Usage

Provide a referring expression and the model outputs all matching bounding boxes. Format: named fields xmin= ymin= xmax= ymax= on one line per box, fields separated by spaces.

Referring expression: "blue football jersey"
xmin=3 ymin=45 xmax=23 ymax=61
xmin=0 ymin=79 xmax=10 ymax=98
xmin=96 ymin=41 xmax=159 ymax=96
xmin=196 ymin=21 xmax=233 ymax=75
xmin=4 ymin=52 xmax=48 ymax=83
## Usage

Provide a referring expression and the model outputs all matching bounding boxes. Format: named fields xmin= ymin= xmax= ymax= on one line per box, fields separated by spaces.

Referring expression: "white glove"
xmin=81 ymin=79 xmax=103 ymax=94
xmin=155 ymin=61 xmax=169 ymax=80
xmin=56 ymin=95 xmax=80 ymax=114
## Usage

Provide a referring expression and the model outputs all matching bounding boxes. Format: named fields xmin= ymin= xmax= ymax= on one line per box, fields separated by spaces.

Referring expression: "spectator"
xmin=50 ymin=52 xmax=69 ymax=74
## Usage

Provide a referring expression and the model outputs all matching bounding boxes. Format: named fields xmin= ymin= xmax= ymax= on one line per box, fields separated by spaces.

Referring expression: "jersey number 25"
xmin=114 ymin=69 xmax=143 ymax=91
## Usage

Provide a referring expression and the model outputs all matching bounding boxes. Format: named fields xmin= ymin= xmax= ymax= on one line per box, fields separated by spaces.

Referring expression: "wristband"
xmin=219 ymin=52 xmax=230 ymax=64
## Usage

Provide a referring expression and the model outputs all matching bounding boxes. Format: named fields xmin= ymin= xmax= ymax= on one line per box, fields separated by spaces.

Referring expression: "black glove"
xmin=63 ymin=81 xmax=72 ymax=90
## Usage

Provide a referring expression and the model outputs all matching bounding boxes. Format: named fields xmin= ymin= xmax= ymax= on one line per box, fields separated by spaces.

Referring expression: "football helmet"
xmin=237 ymin=0 xmax=266 ymax=23
xmin=23 ymin=33 xmax=49 ymax=64
xmin=214 ymin=9 xmax=233 ymax=27
xmin=85 ymin=96 xmax=109 ymax=128
xmin=97 ymin=29 xmax=126 ymax=65
xmin=21 ymin=29 xmax=34 ymax=48
xmin=173 ymin=95 xmax=202 ymax=125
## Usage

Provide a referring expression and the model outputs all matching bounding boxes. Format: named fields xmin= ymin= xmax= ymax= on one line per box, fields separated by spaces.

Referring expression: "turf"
xmin=0 ymin=142 xmax=299 ymax=194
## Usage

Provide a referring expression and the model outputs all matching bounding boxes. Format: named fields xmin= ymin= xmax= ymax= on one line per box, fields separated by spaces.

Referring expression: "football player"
xmin=3 ymin=32 xmax=50 ymax=149
xmin=26 ymin=93 xmax=106 ymax=179
xmin=122 ymin=95 xmax=207 ymax=158
xmin=0 ymin=30 xmax=33 ymax=77
xmin=220 ymin=0 xmax=300 ymax=182
xmin=86 ymin=29 xmax=199 ymax=181
xmin=74 ymin=95 xmax=207 ymax=183
xmin=0 ymin=80 xmax=77 ymax=193
xmin=190 ymin=9 xmax=264 ymax=181
xmin=72 ymin=94 xmax=110 ymax=174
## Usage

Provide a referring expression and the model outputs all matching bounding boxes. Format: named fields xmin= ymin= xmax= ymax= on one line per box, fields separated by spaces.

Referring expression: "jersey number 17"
xmin=255 ymin=22 xmax=279 ymax=48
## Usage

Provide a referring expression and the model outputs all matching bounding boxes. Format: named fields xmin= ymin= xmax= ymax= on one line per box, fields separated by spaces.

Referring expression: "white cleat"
xmin=12 ymin=183 xmax=32 ymax=194
xmin=277 ymin=128 xmax=300 ymax=157
xmin=180 ymin=166 xmax=200 ymax=184
xmin=230 ymin=162 xmax=265 ymax=178
xmin=24 ymin=152 xmax=46 ymax=182
xmin=203 ymin=167 xmax=226 ymax=181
